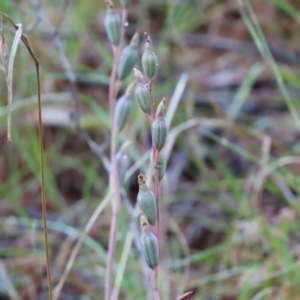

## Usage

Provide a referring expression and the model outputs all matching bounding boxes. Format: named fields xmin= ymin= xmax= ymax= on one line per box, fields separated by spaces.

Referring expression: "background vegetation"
xmin=1 ymin=0 xmax=300 ymax=299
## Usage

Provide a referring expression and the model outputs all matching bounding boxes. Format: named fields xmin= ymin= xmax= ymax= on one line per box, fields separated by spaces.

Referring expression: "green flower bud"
xmin=152 ymin=117 xmax=166 ymax=151
xmin=140 ymin=225 xmax=159 ymax=269
xmin=135 ymin=83 xmax=151 ymax=114
xmin=151 ymin=100 xmax=167 ymax=151
xmin=120 ymin=0 xmax=131 ymax=8
xmin=115 ymin=94 xmax=132 ymax=131
xmin=118 ymin=32 xmax=139 ymax=80
xmin=142 ymin=47 xmax=158 ymax=79
xmin=150 ymin=149 xmax=167 ymax=181
xmin=105 ymin=9 xmax=121 ymax=46
xmin=116 ymin=150 xmax=129 ymax=184
xmin=142 ymin=33 xmax=158 ymax=78
xmin=137 ymin=174 xmax=157 ymax=226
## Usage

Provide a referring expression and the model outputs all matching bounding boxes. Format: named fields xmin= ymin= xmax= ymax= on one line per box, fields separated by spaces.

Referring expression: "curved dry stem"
xmin=0 ymin=11 xmax=54 ymax=300
xmin=53 ymin=193 xmax=111 ymax=299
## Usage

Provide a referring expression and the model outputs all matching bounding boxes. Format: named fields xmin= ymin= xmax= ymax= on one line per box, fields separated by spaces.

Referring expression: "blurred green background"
xmin=1 ymin=0 xmax=300 ymax=299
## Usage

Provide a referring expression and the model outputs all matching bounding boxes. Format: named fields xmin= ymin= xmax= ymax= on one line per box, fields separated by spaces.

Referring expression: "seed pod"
xmin=142 ymin=47 xmax=158 ymax=79
xmin=152 ymin=117 xmax=167 ymax=150
xmin=142 ymin=33 xmax=158 ymax=78
xmin=116 ymin=150 xmax=129 ymax=184
xmin=150 ymin=149 xmax=167 ymax=181
xmin=152 ymin=99 xmax=167 ymax=150
xmin=133 ymin=68 xmax=151 ymax=114
xmin=120 ymin=0 xmax=131 ymax=7
xmin=118 ymin=32 xmax=139 ymax=80
xmin=105 ymin=9 xmax=121 ymax=46
xmin=140 ymin=225 xmax=159 ymax=269
xmin=115 ymin=94 xmax=132 ymax=131
xmin=135 ymin=83 xmax=151 ymax=114
xmin=137 ymin=173 xmax=157 ymax=225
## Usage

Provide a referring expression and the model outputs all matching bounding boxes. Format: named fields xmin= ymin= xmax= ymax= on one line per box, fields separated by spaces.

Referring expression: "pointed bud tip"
xmin=130 ymin=31 xmax=140 ymax=45
xmin=144 ymin=32 xmax=153 ymax=52
xmin=144 ymin=32 xmax=151 ymax=43
xmin=133 ymin=68 xmax=144 ymax=81
xmin=138 ymin=173 xmax=146 ymax=184
xmin=140 ymin=213 xmax=149 ymax=227
xmin=156 ymin=98 xmax=166 ymax=117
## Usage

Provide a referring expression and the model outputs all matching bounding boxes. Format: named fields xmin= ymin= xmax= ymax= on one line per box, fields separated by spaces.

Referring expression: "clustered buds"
xmin=133 ymin=33 xmax=168 ymax=272
xmin=151 ymin=99 xmax=167 ymax=151
xmin=105 ymin=1 xmax=167 ymax=293
xmin=142 ymin=33 xmax=158 ymax=79
xmin=118 ymin=32 xmax=139 ymax=80
xmin=105 ymin=8 xmax=121 ymax=46
xmin=137 ymin=173 xmax=157 ymax=226
xmin=140 ymin=221 xmax=159 ymax=269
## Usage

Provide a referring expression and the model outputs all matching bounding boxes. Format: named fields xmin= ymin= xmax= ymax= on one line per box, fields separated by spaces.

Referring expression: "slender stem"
xmin=2 ymin=11 xmax=56 ymax=297
xmin=105 ymin=9 xmax=127 ymax=300
xmin=36 ymin=61 xmax=54 ymax=300
xmin=148 ymin=77 xmax=155 ymax=120
xmin=153 ymin=149 xmax=161 ymax=240
xmin=152 ymin=148 xmax=161 ymax=300
xmin=53 ymin=193 xmax=111 ymax=300
xmin=147 ymin=75 xmax=161 ymax=300
xmin=150 ymin=268 xmax=160 ymax=300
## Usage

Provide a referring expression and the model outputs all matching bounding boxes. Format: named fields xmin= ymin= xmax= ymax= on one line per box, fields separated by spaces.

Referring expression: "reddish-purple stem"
xmin=150 ymin=268 xmax=160 ymax=300
xmin=147 ymin=76 xmax=161 ymax=300
xmin=152 ymin=147 xmax=161 ymax=300
xmin=105 ymin=9 xmax=127 ymax=300
xmin=148 ymin=77 xmax=155 ymax=119
xmin=153 ymin=149 xmax=161 ymax=239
